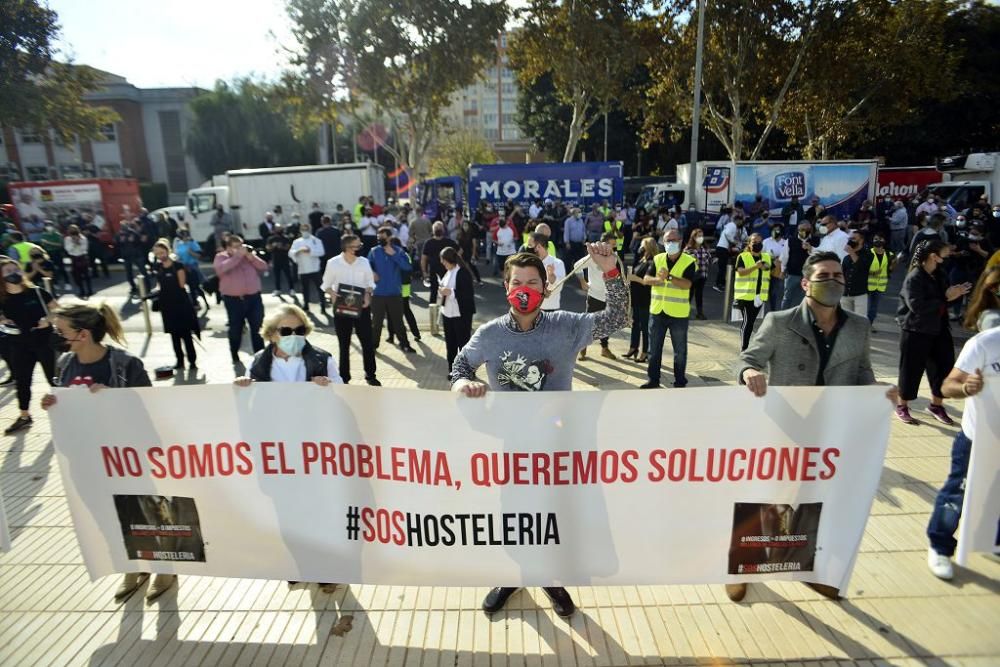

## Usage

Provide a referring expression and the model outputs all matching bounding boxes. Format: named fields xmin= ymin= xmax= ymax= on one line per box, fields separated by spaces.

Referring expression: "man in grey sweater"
xmin=450 ymin=243 xmax=628 ymax=617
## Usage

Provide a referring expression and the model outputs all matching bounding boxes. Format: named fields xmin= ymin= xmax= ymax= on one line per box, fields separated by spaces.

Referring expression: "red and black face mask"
xmin=506 ymin=285 xmax=544 ymax=314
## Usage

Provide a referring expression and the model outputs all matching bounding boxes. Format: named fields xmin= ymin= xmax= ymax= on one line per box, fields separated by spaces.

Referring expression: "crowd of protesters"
xmin=0 ymin=183 xmax=997 ymax=607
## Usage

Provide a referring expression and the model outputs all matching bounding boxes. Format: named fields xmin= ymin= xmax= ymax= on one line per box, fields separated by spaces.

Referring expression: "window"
xmin=189 ymin=192 xmax=217 ymax=213
xmin=501 ymin=67 xmax=513 ymax=80
xmin=501 ymin=113 xmax=517 ymax=124
xmin=19 ymin=130 xmax=42 ymax=144
xmin=97 ymin=123 xmax=117 ymax=142
xmin=503 ymin=128 xmax=521 ymax=140
xmin=501 ymin=83 xmax=517 ymax=95
xmin=60 ymin=164 xmax=84 ymax=179
xmin=463 ymin=97 xmax=477 ymax=112
xmin=99 ymin=164 xmax=123 ymax=178
xmin=482 ymin=113 xmax=497 ymax=125
xmin=26 ymin=165 xmax=49 ymax=180
xmin=499 ymin=34 xmax=507 ymax=48
xmin=484 ymin=128 xmax=499 ymax=140
xmin=0 ymin=164 xmax=19 ymax=181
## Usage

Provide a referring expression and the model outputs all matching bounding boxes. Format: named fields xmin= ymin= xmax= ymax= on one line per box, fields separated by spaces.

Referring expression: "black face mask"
xmin=873 ymin=240 xmax=885 ymax=248
xmin=4 ymin=273 xmax=23 ymax=285
xmin=379 ymin=237 xmax=390 ymax=246
xmin=847 ymin=240 xmax=860 ymax=249
xmin=751 ymin=242 xmax=763 ymax=253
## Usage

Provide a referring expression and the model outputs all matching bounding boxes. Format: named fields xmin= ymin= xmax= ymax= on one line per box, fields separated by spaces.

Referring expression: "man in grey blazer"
xmin=729 ymin=251 xmax=898 ymax=603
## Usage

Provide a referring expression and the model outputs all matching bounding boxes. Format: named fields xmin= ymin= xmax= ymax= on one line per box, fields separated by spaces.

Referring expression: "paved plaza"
xmin=0 ymin=268 xmax=997 ymax=666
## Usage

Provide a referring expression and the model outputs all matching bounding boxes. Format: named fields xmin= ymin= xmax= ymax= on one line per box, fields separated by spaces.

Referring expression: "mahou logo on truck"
xmin=774 ymin=172 xmax=806 ymax=200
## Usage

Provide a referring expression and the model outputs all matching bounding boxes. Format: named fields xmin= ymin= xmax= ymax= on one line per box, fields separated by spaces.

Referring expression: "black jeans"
xmin=629 ymin=304 xmax=650 ymax=353
xmin=371 ymin=295 xmax=409 ymax=348
xmin=299 ymin=271 xmax=323 ymax=309
xmin=49 ymin=252 xmax=70 ymax=284
xmin=70 ymin=255 xmax=93 ymax=297
xmin=10 ymin=333 xmax=56 ymax=411
xmin=690 ymin=275 xmax=707 ymax=315
xmin=898 ymin=328 xmax=954 ymax=401
xmin=272 ymin=259 xmax=295 ymax=292
xmin=122 ymin=254 xmax=151 ymax=293
xmin=443 ymin=314 xmax=473 ymax=372
xmin=334 ymin=309 xmax=377 ymax=383
xmin=737 ymin=300 xmax=762 ymax=351
xmin=714 ymin=247 xmax=731 ymax=289
xmin=170 ymin=332 xmax=197 ymax=366
xmin=222 ymin=293 xmax=264 ymax=356
xmin=388 ymin=297 xmax=421 ymax=342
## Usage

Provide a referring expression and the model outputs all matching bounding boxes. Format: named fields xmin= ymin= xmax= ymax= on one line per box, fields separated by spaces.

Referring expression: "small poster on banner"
xmin=728 ymin=502 xmax=822 ymax=574
xmin=114 ymin=495 xmax=206 ymax=562
xmin=334 ymin=284 xmax=365 ymax=318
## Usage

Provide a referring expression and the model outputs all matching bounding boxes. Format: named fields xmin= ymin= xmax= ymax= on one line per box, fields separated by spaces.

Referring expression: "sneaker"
xmin=894 ymin=405 xmax=917 ymax=425
xmin=366 ymin=378 xmax=382 ymax=387
xmin=927 ymin=404 xmax=956 ymax=426
xmin=4 ymin=416 xmax=33 ymax=435
xmin=542 ymin=587 xmax=576 ymax=618
xmin=639 ymin=381 xmax=661 ymax=389
xmin=482 ymin=587 xmax=517 ymax=615
xmin=272 ymin=290 xmax=281 ymax=296
xmin=927 ymin=548 xmax=954 ymax=580
xmin=63 ymin=282 xmax=73 ymax=291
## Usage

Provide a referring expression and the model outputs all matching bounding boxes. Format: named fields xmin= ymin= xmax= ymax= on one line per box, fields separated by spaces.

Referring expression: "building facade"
xmin=1 ymin=69 xmax=206 ymax=205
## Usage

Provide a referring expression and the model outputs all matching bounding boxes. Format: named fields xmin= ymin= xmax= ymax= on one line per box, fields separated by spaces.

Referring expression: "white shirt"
xmin=440 ymin=266 xmax=461 ymax=318
xmin=817 ymin=227 xmax=850 ymax=260
xmin=397 ymin=222 xmax=410 ymax=247
xmin=541 ymin=254 xmax=566 ymax=310
xmin=717 ymin=221 xmax=747 ymax=250
xmin=359 ymin=215 xmax=379 ymax=237
xmin=290 ymin=234 xmax=324 ymax=273
xmin=787 ymin=210 xmax=798 ymax=228
xmin=529 ymin=204 xmax=542 ymax=219
xmin=496 ymin=226 xmax=516 ymax=256
xmin=64 ymin=235 xmax=89 ymax=257
xmin=954 ymin=327 xmax=1000 ymax=439
xmin=269 ymin=353 xmax=343 ymax=384
xmin=763 ymin=237 xmax=787 ymax=268
xmin=321 ymin=253 xmax=375 ymax=293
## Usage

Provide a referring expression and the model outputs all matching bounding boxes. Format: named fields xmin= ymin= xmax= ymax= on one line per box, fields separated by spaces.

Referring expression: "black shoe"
xmin=414 ymin=334 xmax=422 ymax=341
xmin=639 ymin=381 xmax=661 ymax=389
xmin=5 ymin=416 xmax=33 ymax=435
xmin=231 ymin=354 xmax=241 ymax=365
xmin=696 ymin=313 xmax=707 ymax=320
xmin=400 ymin=346 xmax=416 ymax=354
xmin=366 ymin=378 xmax=382 ymax=387
xmin=542 ymin=587 xmax=576 ymax=618
xmin=482 ymin=587 xmax=517 ymax=614
xmin=386 ymin=338 xmax=395 ymax=345
xmin=174 ymin=361 xmax=185 ymax=370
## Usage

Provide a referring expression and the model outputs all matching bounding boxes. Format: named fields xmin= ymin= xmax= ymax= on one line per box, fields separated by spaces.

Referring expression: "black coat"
xmin=445 ymin=266 xmax=476 ymax=318
xmin=896 ymin=267 xmax=951 ymax=336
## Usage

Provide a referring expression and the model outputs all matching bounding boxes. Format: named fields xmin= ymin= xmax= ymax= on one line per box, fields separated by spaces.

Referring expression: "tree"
xmin=428 ymin=129 xmax=498 ymax=177
xmin=781 ymin=0 xmax=954 ymax=159
xmin=186 ymin=79 xmax=315 ymax=177
xmin=0 ymin=0 xmax=117 ymax=142
xmin=508 ymin=0 xmax=652 ymax=162
xmin=284 ymin=0 xmax=508 ymax=178
xmin=645 ymin=0 xmax=823 ymax=161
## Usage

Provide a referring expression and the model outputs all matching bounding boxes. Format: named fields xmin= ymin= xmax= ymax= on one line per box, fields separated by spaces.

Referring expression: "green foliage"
xmin=0 ymin=0 xmax=118 ymax=142
xmin=429 ymin=129 xmax=498 ymax=178
xmin=284 ymin=0 xmax=509 ymax=175
xmin=186 ymin=79 xmax=315 ymax=177
xmin=508 ymin=0 xmax=652 ymax=162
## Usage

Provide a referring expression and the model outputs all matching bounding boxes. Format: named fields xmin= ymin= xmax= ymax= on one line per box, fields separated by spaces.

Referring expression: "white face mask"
xmin=694 ymin=236 xmax=704 ymax=246
xmin=665 ymin=241 xmax=681 ymax=255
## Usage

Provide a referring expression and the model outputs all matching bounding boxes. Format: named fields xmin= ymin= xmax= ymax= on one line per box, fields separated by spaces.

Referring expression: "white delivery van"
xmin=927 ymin=152 xmax=1000 ymax=213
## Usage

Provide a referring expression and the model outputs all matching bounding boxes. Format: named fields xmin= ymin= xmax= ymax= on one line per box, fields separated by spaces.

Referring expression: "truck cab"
xmin=185 ymin=183 xmax=230 ymax=245
xmin=927 ymin=152 xmax=998 ymax=212
xmin=635 ymin=182 xmax=685 ymax=212
xmin=418 ymin=176 xmax=464 ymax=221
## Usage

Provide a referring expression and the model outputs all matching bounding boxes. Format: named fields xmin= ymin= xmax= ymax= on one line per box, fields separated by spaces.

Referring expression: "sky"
xmin=47 ymin=0 xmax=297 ymax=89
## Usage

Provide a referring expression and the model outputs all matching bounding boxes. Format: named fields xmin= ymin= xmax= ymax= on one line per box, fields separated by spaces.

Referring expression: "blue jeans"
xmin=867 ymin=290 xmax=882 ymax=323
xmin=767 ymin=276 xmax=784 ymax=313
xmin=926 ymin=430 xmax=972 ymax=557
xmin=222 ymin=293 xmax=265 ymax=356
xmin=781 ymin=274 xmax=805 ymax=310
xmin=647 ymin=313 xmax=688 ymax=387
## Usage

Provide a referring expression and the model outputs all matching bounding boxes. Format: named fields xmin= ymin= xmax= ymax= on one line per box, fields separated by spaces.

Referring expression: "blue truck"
xmin=418 ymin=162 xmax=625 ymax=219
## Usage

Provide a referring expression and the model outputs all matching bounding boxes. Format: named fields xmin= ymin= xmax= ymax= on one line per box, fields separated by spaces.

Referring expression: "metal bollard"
xmin=723 ymin=263 xmax=735 ymax=324
xmin=136 ymin=279 xmax=153 ymax=336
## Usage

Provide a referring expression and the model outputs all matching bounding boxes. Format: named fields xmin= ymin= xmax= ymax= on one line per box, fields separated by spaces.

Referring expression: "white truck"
xmin=927 ymin=152 xmax=999 ymax=212
xmin=184 ymin=163 xmax=386 ymax=245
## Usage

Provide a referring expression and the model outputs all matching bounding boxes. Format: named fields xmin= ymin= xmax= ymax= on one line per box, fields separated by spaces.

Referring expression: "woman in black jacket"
xmin=895 ymin=240 xmax=972 ymax=425
xmin=438 ymin=246 xmax=476 ymax=374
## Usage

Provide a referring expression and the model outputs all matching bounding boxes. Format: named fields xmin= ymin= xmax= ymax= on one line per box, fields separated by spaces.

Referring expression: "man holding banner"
xmin=927 ymin=309 xmax=1000 ymax=579
xmin=451 ymin=242 xmax=627 ymax=617
xmin=735 ymin=251 xmax=895 ymax=602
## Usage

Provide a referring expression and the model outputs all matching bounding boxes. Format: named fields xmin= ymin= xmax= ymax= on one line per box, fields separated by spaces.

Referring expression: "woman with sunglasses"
xmin=235 ymin=304 xmax=342 ymax=387
xmin=41 ymin=303 xmax=179 ymax=602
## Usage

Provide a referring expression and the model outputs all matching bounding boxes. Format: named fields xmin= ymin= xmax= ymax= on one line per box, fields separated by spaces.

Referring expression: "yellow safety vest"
xmin=604 ymin=219 xmax=624 ymax=250
xmin=12 ymin=241 xmax=42 ymax=270
xmin=867 ymin=252 xmax=890 ymax=293
xmin=650 ymin=252 xmax=695 ymax=317
xmin=734 ymin=251 xmax=771 ymax=301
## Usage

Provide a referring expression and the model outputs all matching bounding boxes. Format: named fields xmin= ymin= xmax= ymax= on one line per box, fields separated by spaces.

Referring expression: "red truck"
xmin=7 ymin=178 xmax=142 ymax=245
xmin=876 ymin=166 xmax=938 ymax=200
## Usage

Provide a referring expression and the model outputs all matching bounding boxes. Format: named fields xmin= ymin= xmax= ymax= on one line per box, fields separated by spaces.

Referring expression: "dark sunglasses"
xmin=278 ymin=325 xmax=307 ymax=336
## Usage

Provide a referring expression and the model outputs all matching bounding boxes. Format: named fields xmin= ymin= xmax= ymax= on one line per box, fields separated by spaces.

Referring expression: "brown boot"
xmin=578 ymin=348 xmax=587 ymax=360
xmin=145 ymin=574 xmax=177 ymax=602
xmin=725 ymin=583 xmax=748 ymax=602
xmin=114 ymin=573 xmax=148 ymax=600
xmin=805 ymin=582 xmax=841 ymax=600
xmin=601 ymin=347 xmax=617 ymax=360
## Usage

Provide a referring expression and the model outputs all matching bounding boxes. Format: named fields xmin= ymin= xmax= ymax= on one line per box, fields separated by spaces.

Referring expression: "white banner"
xmin=957 ymin=381 xmax=1000 ymax=565
xmin=49 ymin=384 xmax=891 ymax=590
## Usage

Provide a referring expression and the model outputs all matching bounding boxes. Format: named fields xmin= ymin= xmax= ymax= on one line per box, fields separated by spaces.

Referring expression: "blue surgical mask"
xmin=665 ymin=241 xmax=681 ymax=255
xmin=277 ymin=335 xmax=306 ymax=357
